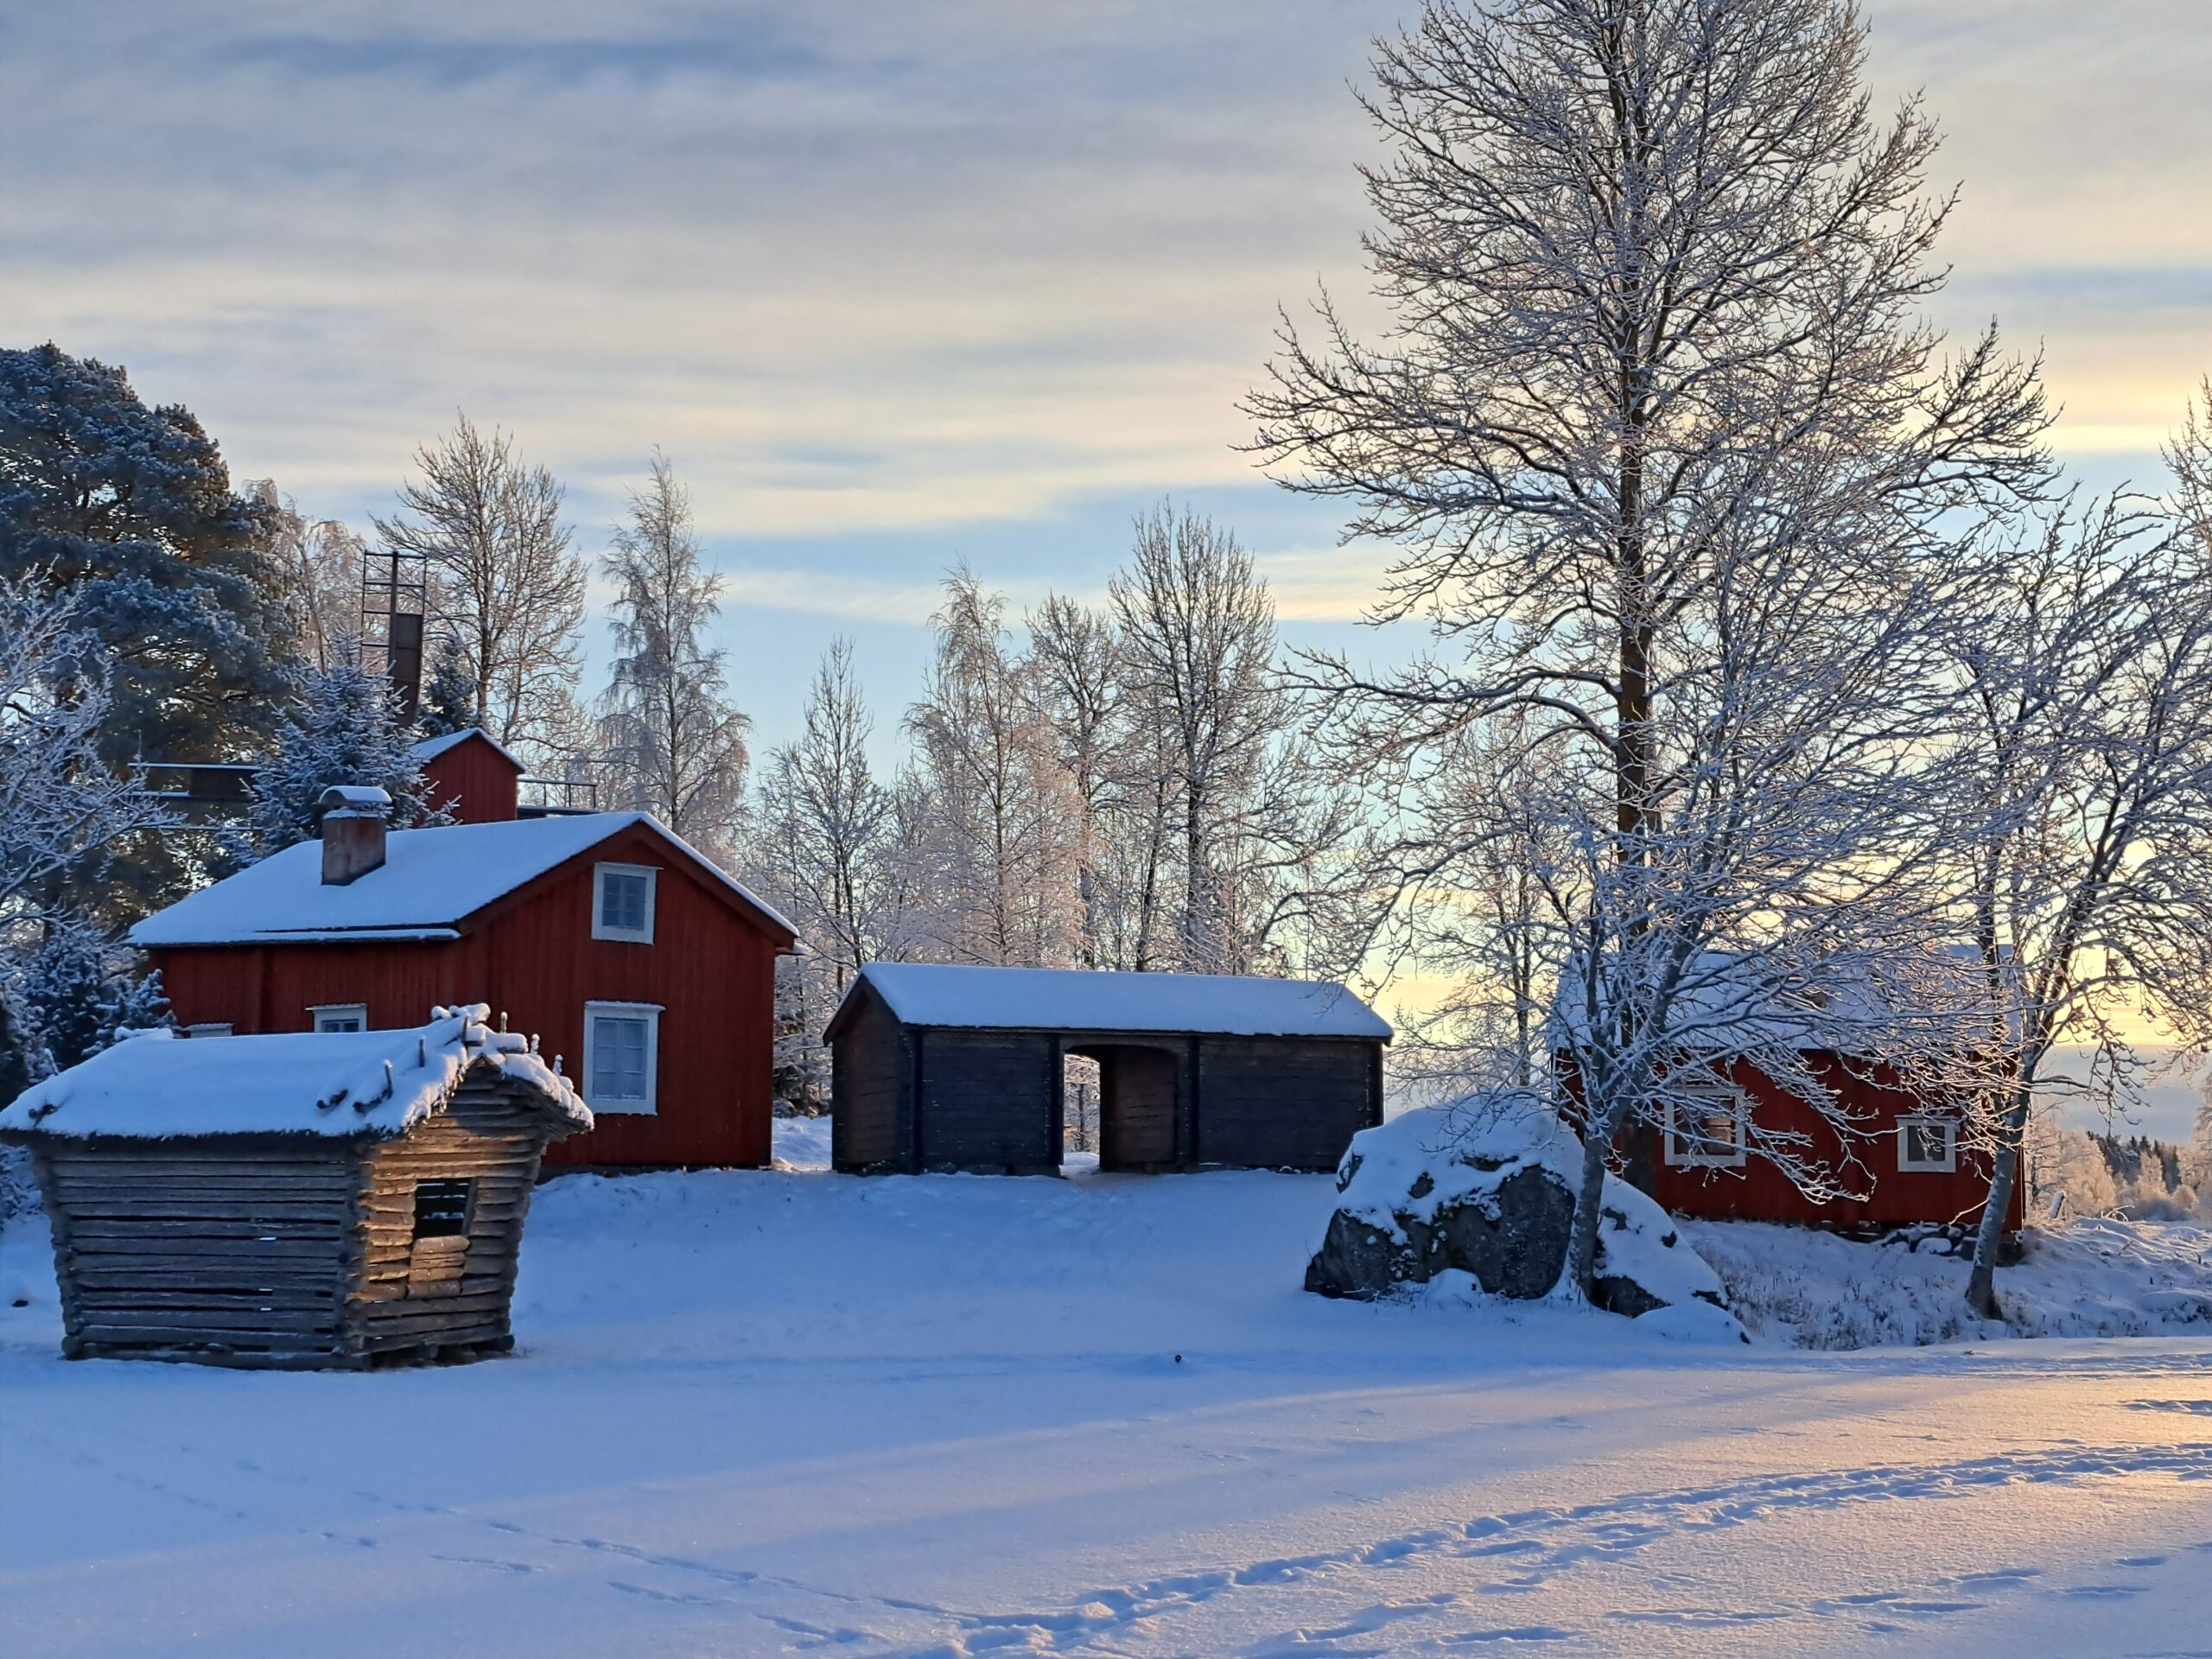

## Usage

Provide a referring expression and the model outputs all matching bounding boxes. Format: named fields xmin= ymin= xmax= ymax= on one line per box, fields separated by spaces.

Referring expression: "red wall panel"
xmin=420 ymin=734 xmax=521 ymax=824
xmin=151 ymin=823 xmax=781 ymax=1168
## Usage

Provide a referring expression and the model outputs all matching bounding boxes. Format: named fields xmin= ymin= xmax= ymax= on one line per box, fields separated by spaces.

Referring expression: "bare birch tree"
xmin=1954 ymin=432 xmax=2212 ymax=1315
xmin=1249 ymin=0 xmax=2050 ymax=1295
xmin=594 ymin=453 xmax=751 ymax=858
xmin=372 ymin=414 xmax=587 ymax=766
xmin=261 ymin=490 xmax=369 ymax=675
xmin=1027 ymin=594 xmax=1123 ymax=968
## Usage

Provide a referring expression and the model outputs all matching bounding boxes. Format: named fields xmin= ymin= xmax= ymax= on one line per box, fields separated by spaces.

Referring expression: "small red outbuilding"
xmin=412 ymin=729 xmax=524 ymax=824
xmin=132 ymin=784 xmax=797 ymax=1170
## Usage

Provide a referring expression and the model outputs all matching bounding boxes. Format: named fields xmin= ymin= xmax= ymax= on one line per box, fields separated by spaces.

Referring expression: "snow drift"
xmin=1306 ymin=1095 xmax=1732 ymax=1326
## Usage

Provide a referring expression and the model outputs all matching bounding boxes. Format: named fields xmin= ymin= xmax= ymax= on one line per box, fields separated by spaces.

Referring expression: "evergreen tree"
xmin=0 ymin=343 xmax=298 ymax=913
xmin=9 ymin=919 xmax=170 ymax=1073
xmin=416 ymin=629 xmax=480 ymax=739
xmin=248 ymin=639 xmax=448 ymax=853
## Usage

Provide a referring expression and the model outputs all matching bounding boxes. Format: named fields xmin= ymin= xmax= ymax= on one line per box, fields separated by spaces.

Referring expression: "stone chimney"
xmin=319 ymin=786 xmax=391 ymax=886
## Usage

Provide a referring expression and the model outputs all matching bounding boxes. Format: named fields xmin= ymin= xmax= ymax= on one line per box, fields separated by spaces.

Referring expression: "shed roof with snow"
xmin=838 ymin=963 xmax=1395 ymax=1042
xmin=129 ymin=811 xmax=799 ymax=947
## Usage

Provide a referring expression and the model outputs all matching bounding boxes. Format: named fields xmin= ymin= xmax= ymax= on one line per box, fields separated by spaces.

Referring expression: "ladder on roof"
xmin=361 ymin=545 xmax=430 ymax=719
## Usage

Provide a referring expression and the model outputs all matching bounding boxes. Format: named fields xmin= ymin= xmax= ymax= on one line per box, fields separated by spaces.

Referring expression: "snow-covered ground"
xmin=5 ymin=1123 xmax=2212 ymax=1657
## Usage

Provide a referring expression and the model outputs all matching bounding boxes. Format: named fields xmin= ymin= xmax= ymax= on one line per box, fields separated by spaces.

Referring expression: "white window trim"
xmin=185 ymin=1022 xmax=234 ymax=1039
xmin=308 ymin=1002 xmax=369 ymax=1033
xmin=1897 ymin=1115 xmax=1958 ymax=1173
xmin=592 ymin=862 xmax=658 ymax=944
xmin=1663 ymin=1085 xmax=1747 ymax=1168
xmin=582 ymin=1000 xmax=663 ymax=1115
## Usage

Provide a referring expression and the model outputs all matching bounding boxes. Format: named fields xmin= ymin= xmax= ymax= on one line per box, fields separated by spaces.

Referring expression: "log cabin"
xmin=0 ymin=1006 xmax=590 ymax=1368
xmin=824 ymin=963 xmax=1392 ymax=1174
xmin=131 ymin=785 xmax=798 ymax=1169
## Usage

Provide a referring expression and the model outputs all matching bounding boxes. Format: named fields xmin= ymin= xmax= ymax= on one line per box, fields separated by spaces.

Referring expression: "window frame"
xmin=411 ymin=1178 xmax=476 ymax=1240
xmin=185 ymin=1022 xmax=234 ymax=1039
xmin=1897 ymin=1115 xmax=1958 ymax=1174
xmin=582 ymin=1000 xmax=663 ymax=1115
xmin=591 ymin=862 xmax=658 ymax=944
xmin=308 ymin=1002 xmax=369 ymax=1034
xmin=1662 ymin=1081 xmax=1748 ymax=1169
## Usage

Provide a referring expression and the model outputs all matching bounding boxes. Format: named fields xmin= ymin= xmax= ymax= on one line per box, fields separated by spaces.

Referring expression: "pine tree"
xmin=0 ymin=343 xmax=299 ymax=915
xmin=249 ymin=639 xmax=448 ymax=853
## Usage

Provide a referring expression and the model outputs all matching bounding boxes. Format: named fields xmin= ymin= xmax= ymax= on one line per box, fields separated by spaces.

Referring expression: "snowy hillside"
xmin=5 ymin=1129 xmax=2212 ymax=1657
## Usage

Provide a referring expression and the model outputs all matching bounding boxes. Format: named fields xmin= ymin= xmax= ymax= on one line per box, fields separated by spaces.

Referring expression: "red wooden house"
xmin=131 ymin=769 xmax=797 ymax=1170
xmin=1632 ymin=1054 xmax=2023 ymax=1235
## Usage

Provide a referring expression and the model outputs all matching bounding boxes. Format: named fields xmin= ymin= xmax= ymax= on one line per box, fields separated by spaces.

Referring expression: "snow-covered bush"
xmin=248 ymin=639 xmax=448 ymax=852
xmin=8 ymin=919 xmax=169 ymax=1073
xmin=1306 ymin=1093 xmax=1730 ymax=1325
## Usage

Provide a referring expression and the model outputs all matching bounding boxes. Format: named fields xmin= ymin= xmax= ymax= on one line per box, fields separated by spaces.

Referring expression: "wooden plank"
xmin=74 ymin=1289 xmax=340 ymax=1313
xmin=63 ymin=1220 xmax=346 ymax=1240
xmin=61 ymin=1237 xmax=342 ymax=1260
xmin=73 ymin=1306 xmax=344 ymax=1333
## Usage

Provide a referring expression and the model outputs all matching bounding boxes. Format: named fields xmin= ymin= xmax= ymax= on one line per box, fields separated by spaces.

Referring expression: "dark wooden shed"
xmin=824 ymin=964 xmax=1391 ymax=1175
xmin=0 ymin=1005 xmax=590 ymax=1369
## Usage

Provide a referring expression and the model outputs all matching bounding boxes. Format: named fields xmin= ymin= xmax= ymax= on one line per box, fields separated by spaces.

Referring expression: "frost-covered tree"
xmin=594 ymin=454 xmax=750 ymax=858
xmin=8 ymin=919 xmax=169 ymax=1074
xmin=1027 ymin=594 xmax=1124 ymax=969
xmin=372 ymin=414 xmax=587 ymax=768
xmin=906 ymin=571 xmax=1082 ymax=966
xmin=1248 ymin=0 xmax=2050 ymax=1294
xmin=0 ymin=344 xmax=296 ymax=912
xmin=261 ymin=487 xmax=371 ymax=675
xmin=248 ymin=639 xmax=446 ymax=852
xmin=0 ymin=576 xmax=174 ymax=1092
xmin=1953 ymin=461 xmax=2212 ymax=1315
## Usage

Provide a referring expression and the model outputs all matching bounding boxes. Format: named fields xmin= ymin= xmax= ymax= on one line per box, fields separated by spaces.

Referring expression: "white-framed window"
xmin=309 ymin=1003 xmax=368 ymax=1034
xmin=583 ymin=1001 xmax=661 ymax=1114
xmin=185 ymin=1022 xmax=233 ymax=1039
xmin=1897 ymin=1116 xmax=1958 ymax=1173
xmin=1663 ymin=1082 xmax=1747 ymax=1167
xmin=592 ymin=862 xmax=658 ymax=944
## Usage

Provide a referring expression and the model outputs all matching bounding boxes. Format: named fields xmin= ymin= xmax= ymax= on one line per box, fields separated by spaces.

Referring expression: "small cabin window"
xmin=1897 ymin=1116 xmax=1957 ymax=1173
xmin=412 ymin=1179 xmax=475 ymax=1239
xmin=592 ymin=863 xmax=658 ymax=943
xmin=185 ymin=1022 xmax=233 ymax=1039
xmin=1663 ymin=1083 xmax=1746 ymax=1167
xmin=583 ymin=1001 xmax=660 ymax=1113
xmin=310 ymin=1003 xmax=368 ymax=1034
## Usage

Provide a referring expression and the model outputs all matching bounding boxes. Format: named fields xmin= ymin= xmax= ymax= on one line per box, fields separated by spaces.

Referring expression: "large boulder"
xmin=1306 ymin=1096 xmax=1730 ymax=1322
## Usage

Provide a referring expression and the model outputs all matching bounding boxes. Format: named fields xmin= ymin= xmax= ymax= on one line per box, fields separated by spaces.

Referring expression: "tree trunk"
xmin=1560 ymin=1103 xmax=1618 ymax=1299
xmin=1964 ymin=1082 xmax=2032 ymax=1319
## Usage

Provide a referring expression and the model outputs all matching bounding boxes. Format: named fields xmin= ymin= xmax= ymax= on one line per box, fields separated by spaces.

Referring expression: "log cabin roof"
xmin=128 ymin=811 xmax=798 ymax=948
xmin=0 ymin=1005 xmax=589 ymax=1141
xmin=825 ymin=963 xmax=1393 ymax=1043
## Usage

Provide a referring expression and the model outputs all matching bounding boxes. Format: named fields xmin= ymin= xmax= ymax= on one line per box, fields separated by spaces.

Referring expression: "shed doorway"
xmin=1066 ymin=1042 xmax=1179 ymax=1172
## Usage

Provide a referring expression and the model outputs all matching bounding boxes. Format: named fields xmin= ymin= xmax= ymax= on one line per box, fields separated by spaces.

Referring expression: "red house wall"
xmin=1636 ymin=1055 xmax=2024 ymax=1232
xmin=150 ymin=824 xmax=781 ymax=1168
xmin=420 ymin=734 xmax=521 ymax=824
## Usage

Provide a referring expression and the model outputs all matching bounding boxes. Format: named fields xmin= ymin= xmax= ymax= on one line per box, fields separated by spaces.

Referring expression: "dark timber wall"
xmin=827 ymin=984 xmax=1384 ymax=1176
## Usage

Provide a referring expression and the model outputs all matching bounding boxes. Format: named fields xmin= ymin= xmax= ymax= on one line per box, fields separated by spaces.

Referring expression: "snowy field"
xmin=5 ymin=1121 xmax=2212 ymax=1658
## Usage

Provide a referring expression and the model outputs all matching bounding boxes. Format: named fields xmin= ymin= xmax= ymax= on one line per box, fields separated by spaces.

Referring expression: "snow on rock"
xmin=1305 ymin=1094 xmax=1726 ymax=1319
xmin=0 ymin=1006 xmax=588 ymax=1141
xmin=1688 ymin=1214 xmax=2212 ymax=1348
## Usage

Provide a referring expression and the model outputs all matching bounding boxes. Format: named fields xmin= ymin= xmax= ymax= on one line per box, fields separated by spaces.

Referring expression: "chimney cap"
xmin=318 ymin=785 xmax=391 ymax=817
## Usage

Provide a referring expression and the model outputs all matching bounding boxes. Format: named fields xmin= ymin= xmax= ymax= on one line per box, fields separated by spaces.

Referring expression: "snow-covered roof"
xmin=130 ymin=812 xmax=798 ymax=947
xmin=0 ymin=1006 xmax=590 ymax=1141
xmin=411 ymin=728 xmax=524 ymax=771
xmin=840 ymin=963 xmax=1393 ymax=1041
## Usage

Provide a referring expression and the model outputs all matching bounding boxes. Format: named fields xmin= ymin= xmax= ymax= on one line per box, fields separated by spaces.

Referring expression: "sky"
xmin=6 ymin=0 xmax=2208 ymax=757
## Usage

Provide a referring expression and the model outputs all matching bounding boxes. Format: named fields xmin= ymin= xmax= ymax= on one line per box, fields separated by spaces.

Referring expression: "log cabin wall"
xmin=346 ymin=1077 xmax=550 ymax=1359
xmin=33 ymin=1140 xmax=359 ymax=1366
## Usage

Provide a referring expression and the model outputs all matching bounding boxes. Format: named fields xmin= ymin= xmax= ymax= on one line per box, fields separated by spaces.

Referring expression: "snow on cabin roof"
xmin=844 ymin=963 xmax=1393 ymax=1041
xmin=129 ymin=812 xmax=799 ymax=947
xmin=0 ymin=1006 xmax=590 ymax=1141
xmin=410 ymin=728 xmax=524 ymax=771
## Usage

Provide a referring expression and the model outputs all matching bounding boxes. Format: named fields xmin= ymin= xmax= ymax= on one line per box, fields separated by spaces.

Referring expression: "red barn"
xmin=131 ymin=791 xmax=797 ymax=1170
xmin=412 ymin=729 xmax=523 ymax=824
